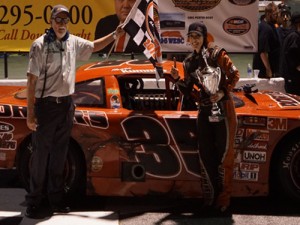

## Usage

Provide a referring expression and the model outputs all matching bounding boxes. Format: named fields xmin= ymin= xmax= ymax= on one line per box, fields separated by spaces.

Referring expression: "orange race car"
xmin=0 ymin=59 xmax=300 ymax=202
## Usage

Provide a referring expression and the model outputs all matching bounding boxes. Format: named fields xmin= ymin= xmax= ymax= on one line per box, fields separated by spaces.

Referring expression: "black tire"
xmin=16 ymin=136 xmax=86 ymax=196
xmin=274 ymin=136 xmax=300 ymax=201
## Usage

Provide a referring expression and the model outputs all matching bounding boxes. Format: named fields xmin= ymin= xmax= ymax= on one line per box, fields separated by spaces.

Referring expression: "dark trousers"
xmin=26 ymin=97 xmax=74 ymax=207
xmin=197 ymin=99 xmax=237 ymax=207
xmin=285 ymin=79 xmax=300 ymax=96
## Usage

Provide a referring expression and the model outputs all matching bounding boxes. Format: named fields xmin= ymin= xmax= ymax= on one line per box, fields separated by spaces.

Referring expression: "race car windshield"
xmin=72 ymin=78 xmax=105 ymax=107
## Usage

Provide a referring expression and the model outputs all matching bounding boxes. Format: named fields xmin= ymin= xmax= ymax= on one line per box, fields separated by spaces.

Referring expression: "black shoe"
xmin=25 ymin=205 xmax=39 ymax=218
xmin=52 ymin=205 xmax=71 ymax=213
xmin=213 ymin=205 xmax=232 ymax=217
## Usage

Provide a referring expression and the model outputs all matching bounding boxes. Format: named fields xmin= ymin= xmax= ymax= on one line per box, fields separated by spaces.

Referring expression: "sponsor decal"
xmin=233 ymin=170 xmax=258 ymax=181
xmin=243 ymin=150 xmax=266 ymax=162
xmin=234 ymin=149 xmax=242 ymax=163
xmin=88 ymin=60 xmax=128 ymax=69
xmin=246 ymin=141 xmax=268 ymax=151
xmin=0 ymin=133 xmax=17 ymax=151
xmin=0 ymin=104 xmax=27 ymax=119
xmin=91 ymin=156 xmax=103 ymax=172
xmin=160 ymin=31 xmax=185 ymax=45
xmin=0 ymin=152 xmax=6 ymax=161
xmin=74 ymin=110 xmax=109 ymax=129
xmin=111 ymin=68 xmax=158 ymax=74
xmin=228 ymin=0 xmax=256 ymax=6
xmin=0 ymin=122 xmax=14 ymax=133
xmin=242 ymin=116 xmax=267 ymax=127
xmin=223 ymin=17 xmax=251 ymax=36
xmin=171 ymin=0 xmax=221 ymax=12
xmin=234 ymin=128 xmax=244 ymax=147
xmin=107 ymin=88 xmax=119 ymax=95
xmin=0 ymin=121 xmax=17 ymax=151
xmin=160 ymin=13 xmax=185 ymax=29
xmin=235 ymin=138 xmax=241 ymax=147
xmin=267 ymin=117 xmax=287 ymax=131
xmin=246 ymin=129 xmax=269 ymax=141
xmin=239 ymin=162 xmax=260 ymax=172
xmin=110 ymin=95 xmax=121 ymax=109
xmin=266 ymin=92 xmax=300 ymax=108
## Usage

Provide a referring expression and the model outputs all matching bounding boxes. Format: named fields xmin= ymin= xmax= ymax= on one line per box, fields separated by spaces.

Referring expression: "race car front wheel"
xmin=273 ymin=135 xmax=300 ymax=201
xmin=16 ymin=135 xmax=86 ymax=197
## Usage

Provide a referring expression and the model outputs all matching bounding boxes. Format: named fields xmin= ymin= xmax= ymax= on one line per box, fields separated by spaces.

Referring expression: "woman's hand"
xmin=113 ymin=24 xmax=125 ymax=39
xmin=170 ymin=57 xmax=179 ymax=80
xmin=210 ymin=90 xmax=224 ymax=103
xmin=170 ymin=66 xmax=179 ymax=80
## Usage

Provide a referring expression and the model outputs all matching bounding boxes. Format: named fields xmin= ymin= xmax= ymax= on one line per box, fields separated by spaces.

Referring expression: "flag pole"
xmin=105 ymin=41 xmax=116 ymax=61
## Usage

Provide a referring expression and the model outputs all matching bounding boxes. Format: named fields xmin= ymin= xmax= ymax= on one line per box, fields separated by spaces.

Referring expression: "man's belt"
xmin=36 ymin=96 xmax=71 ymax=104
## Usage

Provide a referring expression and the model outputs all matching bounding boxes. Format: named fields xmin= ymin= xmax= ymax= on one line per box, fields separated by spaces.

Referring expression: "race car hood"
xmin=0 ymin=86 xmax=27 ymax=102
xmin=241 ymin=91 xmax=300 ymax=111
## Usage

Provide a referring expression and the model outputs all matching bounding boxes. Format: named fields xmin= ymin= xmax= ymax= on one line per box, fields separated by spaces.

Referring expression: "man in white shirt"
xmin=25 ymin=4 xmax=124 ymax=218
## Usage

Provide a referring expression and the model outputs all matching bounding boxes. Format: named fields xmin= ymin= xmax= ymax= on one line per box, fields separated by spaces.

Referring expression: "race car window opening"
xmin=117 ymin=76 xmax=180 ymax=111
xmin=72 ymin=78 xmax=105 ymax=107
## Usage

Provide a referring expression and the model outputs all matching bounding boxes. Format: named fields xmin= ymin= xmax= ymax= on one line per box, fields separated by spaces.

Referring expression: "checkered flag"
xmin=122 ymin=0 xmax=163 ymax=81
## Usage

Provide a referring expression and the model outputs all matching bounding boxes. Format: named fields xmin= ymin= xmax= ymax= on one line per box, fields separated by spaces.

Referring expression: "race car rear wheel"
xmin=274 ymin=135 xmax=300 ymax=201
xmin=16 ymin=136 xmax=86 ymax=197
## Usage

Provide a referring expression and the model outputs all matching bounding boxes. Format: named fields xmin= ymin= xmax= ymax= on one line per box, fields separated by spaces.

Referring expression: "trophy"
xmin=196 ymin=48 xmax=224 ymax=122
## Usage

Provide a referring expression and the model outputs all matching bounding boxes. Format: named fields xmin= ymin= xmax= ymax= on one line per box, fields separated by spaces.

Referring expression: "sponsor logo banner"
xmin=159 ymin=0 xmax=258 ymax=52
xmin=1 ymin=0 xmax=258 ymax=52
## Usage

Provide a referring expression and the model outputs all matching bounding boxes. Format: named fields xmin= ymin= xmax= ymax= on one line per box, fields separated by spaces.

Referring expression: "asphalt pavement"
xmin=1 ymin=186 xmax=300 ymax=225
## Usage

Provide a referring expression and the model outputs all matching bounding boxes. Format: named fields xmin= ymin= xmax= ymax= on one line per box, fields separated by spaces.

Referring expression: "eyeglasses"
xmin=53 ymin=17 xmax=70 ymax=24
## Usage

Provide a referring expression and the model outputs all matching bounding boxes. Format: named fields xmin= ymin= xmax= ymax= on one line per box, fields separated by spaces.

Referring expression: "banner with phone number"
xmin=0 ymin=0 xmax=258 ymax=53
xmin=0 ymin=1 xmax=114 ymax=52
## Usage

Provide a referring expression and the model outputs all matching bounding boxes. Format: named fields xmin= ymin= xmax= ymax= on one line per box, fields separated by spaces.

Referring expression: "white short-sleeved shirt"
xmin=27 ymin=34 xmax=94 ymax=98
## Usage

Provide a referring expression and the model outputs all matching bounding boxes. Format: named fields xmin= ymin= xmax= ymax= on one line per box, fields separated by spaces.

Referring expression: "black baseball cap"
xmin=187 ymin=22 xmax=207 ymax=36
xmin=51 ymin=5 xmax=69 ymax=18
xmin=278 ymin=3 xmax=291 ymax=16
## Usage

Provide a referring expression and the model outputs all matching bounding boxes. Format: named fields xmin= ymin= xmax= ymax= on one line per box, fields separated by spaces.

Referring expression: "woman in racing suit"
xmin=170 ymin=22 xmax=240 ymax=212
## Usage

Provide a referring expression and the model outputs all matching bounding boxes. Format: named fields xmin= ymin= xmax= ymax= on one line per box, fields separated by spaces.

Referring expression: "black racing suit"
xmin=279 ymin=29 xmax=300 ymax=95
xmin=176 ymin=46 xmax=239 ymax=208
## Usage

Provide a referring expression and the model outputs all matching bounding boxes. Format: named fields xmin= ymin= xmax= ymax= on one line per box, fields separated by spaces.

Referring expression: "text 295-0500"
xmin=0 ymin=5 xmax=93 ymax=26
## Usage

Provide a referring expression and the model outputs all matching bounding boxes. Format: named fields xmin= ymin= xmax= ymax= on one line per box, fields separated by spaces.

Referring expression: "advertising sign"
xmin=159 ymin=0 xmax=258 ymax=52
xmin=0 ymin=1 xmax=114 ymax=51
xmin=0 ymin=0 xmax=258 ymax=53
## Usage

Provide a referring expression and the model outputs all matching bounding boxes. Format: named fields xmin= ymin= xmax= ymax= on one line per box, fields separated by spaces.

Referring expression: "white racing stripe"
xmin=0 ymin=77 xmax=286 ymax=93
xmin=0 ymin=211 xmax=22 ymax=217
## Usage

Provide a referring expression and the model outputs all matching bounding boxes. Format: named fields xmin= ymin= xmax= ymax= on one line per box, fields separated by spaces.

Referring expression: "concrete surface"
xmin=1 ymin=188 xmax=300 ymax=225
xmin=0 ymin=188 xmax=118 ymax=225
